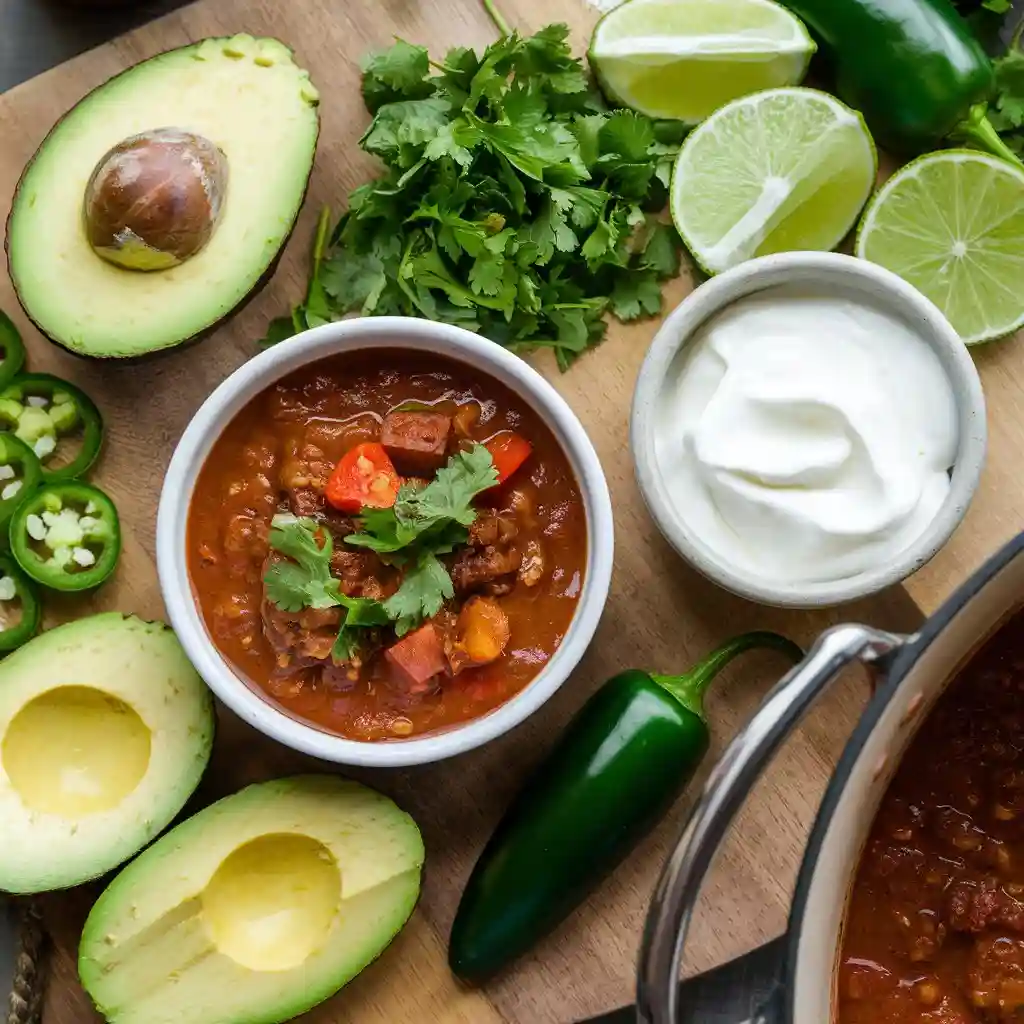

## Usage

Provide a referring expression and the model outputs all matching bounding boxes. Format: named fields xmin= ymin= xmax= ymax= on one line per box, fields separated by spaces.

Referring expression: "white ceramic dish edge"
xmin=630 ymin=252 xmax=987 ymax=608
xmin=157 ymin=317 xmax=614 ymax=767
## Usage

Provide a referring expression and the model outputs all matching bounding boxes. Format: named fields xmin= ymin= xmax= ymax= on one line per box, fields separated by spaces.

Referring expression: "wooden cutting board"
xmin=1 ymin=1 xmax=1022 ymax=1022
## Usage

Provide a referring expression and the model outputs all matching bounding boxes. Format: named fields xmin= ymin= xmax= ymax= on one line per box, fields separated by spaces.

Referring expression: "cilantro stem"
xmin=481 ymin=0 xmax=512 ymax=37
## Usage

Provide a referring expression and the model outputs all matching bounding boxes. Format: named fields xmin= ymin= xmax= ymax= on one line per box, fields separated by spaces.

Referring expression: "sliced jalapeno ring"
xmin=10 ymin=481 xmax=121 ymax=592
xmin=0 ymin=433 xmax=42 ymax=532
xmin=0 ymin=554 xmax=41 ymax=652
xmin=0 ymin=373 xmax=103 ymax=482
xmin=0 ymin=312 xmax=27 ymax=393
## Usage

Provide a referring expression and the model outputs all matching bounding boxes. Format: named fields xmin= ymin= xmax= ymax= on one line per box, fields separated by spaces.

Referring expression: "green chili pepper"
xmin=781 ymin=0 xmax=1020 ymax=162
xmin=0 ymin=555 xmax=41 ymax=652
xmin=0 ymin=433 xmax=42 ymax=533
xmin=0 ymin=312 xmax=27 ymax=393
xmin=448 ymin=631 xmax=804 ymax=983
xmin=10 ymin=481 xmax=121 ymax=592
xmin=0 ymin=373 xmax=103 ymax=482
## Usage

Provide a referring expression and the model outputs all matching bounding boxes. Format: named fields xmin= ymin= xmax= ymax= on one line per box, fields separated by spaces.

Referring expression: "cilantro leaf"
xmin=384 ymin=551 xmax=455 ymax=636
xmin=332 ymin=595 xmax=392 ymax=661
xmin=263 ymin=515 xmax=341 ymax=611
xmin=361 ymin=40 xmax=433 ymax=112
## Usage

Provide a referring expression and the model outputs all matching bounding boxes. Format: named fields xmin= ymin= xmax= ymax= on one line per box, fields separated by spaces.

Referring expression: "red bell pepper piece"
xmin=485 ymin=432 xmax=532 ymax=486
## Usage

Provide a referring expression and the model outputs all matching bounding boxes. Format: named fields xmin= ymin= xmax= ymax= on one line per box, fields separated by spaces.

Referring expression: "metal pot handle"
xmin=635 ymin=623 xmax=907 ymax=1024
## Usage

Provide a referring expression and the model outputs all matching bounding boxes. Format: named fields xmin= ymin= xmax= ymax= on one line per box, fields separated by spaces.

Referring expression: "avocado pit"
xmin=2 ymin=685 xmax=151 ymax=816
xmin=201 ymin=833 xmax=340 ymax=971
xmin=83 ymin=128 xmax=228 ymax=271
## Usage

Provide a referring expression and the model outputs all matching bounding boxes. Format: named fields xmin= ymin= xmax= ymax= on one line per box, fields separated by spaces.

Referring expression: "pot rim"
xmin=783 ymin=528 xmax=1024 ymax=1017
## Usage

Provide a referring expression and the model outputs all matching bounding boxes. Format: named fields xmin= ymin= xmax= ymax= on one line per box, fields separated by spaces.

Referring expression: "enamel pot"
xmin=585 ymin=531 xmax=1024 ymax=1024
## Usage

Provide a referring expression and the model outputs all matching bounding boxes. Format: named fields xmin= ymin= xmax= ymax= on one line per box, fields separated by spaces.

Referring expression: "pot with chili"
xmin=572 ymin=533 xmax=1024 ymax=1024
xmin=157 ymin=317 xmax=612 ymax=767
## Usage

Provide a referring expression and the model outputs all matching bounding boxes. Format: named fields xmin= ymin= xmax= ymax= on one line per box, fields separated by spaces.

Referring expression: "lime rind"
xmin=588 ymin=0 xmax=816 ymax=124
xmin=671 ymin=87 xmax=878 ymax=276
xmin=856 ymin=149 xmax=1024 ymax=346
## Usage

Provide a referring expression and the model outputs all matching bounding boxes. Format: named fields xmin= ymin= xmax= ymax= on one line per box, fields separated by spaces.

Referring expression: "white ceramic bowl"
xmin=157 ymin=317 xmax=614 ymax=767
xmin=631 ymin=252 xmax=987 ymax=608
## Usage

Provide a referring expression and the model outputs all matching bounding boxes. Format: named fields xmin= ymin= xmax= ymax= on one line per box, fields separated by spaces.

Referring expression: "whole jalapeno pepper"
xmin=0 ymin=554 xmax=41 ymax=652
xmin=0 ymin=312 xmax=27 ymax=393
xmin=449 ymin=631 xmax=804 ymax=983
xmin=0 ymin=373 xmax=103 ymax=482
xmin=0 ymin=433 xmax=42 ymax=533
xmin=780 ymin=0 xmax=1019 ymax=161
xmin=10 ymin=481 xmax=121 ymax=591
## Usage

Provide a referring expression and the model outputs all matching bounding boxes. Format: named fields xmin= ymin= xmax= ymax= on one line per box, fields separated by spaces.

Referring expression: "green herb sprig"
xmin=261 ymin=25 xmax=683 ymax=369
xmin=263 ymin=446 xmax=499 ymax=653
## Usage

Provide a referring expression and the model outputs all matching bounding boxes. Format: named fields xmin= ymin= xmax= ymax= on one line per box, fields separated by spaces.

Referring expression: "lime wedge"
xmin=856 ymin=151 xmax=1024 ymax=345
xmin=589 ymin=0 xmax=815 ymax=123
xmin=671 ymin=87 xmax=877 ymax=275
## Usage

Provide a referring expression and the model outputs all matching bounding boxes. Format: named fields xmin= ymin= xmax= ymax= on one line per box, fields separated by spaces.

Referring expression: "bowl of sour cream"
xmin=631 ymin=251 xmax=986 ymax=607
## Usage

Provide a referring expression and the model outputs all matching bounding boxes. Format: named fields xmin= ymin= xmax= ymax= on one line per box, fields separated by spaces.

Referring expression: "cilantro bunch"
xmin=264 ymin=446 xmax=499 ymax=658
xmin=987 ymin=22 xmax=1024 ymax=157
xmin=263 ymin=25 xmax=683 ymax=369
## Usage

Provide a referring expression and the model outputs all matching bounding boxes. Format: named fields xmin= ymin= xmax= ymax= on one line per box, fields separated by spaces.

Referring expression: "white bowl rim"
xmin=630 ymin=251 xmax=987 ymax=608
xmin=157 ymin=316 xmax=614 ymax=767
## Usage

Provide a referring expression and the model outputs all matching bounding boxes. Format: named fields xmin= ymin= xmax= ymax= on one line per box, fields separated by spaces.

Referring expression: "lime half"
xmin=671 ymin=87 xmax=877 ymax=274
xmin=589 ymin=0 xmax=815 ymax=123
xmin=856 ymin=151 xmax=1024 ymax=345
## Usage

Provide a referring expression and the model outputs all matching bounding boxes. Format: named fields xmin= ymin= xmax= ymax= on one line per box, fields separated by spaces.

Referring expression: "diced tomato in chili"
xmin=325 ymin=443 xmax=400 ymax=514
xmin=386 ymin=624 xmax=448 ymax=693
xmin=485 ymin=432 xmax=533 ymax=486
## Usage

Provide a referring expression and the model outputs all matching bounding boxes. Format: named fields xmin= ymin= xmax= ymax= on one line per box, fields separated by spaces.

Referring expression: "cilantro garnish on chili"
xmin=264 ymin=444 xmax=500 ymax=652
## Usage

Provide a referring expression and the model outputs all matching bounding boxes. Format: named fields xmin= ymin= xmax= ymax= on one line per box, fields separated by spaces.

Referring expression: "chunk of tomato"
xmin=485 ymin=432 xmax=532 ymax=486
xmin=325 ymin=443 xmax=400 ymax=514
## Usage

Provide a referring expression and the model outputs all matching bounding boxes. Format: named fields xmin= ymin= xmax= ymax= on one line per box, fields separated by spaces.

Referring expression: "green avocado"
xmin=79 ymin=776 xmax=425 ymax=1024
xmin=0 ymin=613 xmax=214 ymax=894
xmin=6 ymin=35 xmax=320 ymax=358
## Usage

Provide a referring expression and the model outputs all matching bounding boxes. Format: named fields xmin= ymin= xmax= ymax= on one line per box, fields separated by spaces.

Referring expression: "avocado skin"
xmin=5 ymin=37 xmax=320 ymax=361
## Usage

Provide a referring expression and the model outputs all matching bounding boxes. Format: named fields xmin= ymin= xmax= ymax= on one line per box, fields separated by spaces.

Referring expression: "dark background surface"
xmin=0 ymin=0 xmax=192 ymax=93
xmin=1 ymin=0 xmax=1023 ymax=95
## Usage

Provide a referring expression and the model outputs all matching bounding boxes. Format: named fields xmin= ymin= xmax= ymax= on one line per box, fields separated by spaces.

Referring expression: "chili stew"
xmin=187 ymin=350 xmax=587 ymax=741
xmin=839 ymin=610 xmax=1024 ymax=1023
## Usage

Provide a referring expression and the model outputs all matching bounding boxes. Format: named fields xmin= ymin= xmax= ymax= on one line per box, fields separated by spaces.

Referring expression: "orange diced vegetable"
xmin=449 ymin=597 xmax=511 ymax=674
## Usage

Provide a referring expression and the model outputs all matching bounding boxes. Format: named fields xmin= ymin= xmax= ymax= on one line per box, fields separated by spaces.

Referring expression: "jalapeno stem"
xmin=951 ymin=104 xmax=1024 ymax=170
xmin=650 ymin=631 xmax=805 ymax=720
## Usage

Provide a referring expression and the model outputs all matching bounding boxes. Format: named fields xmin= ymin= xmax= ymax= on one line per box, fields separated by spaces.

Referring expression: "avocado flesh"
xmin=79 ymin=776 xmax=425 ymax=1024
xmin=6 ymin=35 xmax=319 ymax=358
xmin=0 ymin=613 xmax=214 ymax=894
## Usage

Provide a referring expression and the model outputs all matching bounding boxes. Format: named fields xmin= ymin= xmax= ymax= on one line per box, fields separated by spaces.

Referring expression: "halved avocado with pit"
xmin=0 ymin=613 xmax=214 ymax=893
xmin=5 ymin=35 xmax=320 ymax=358
xmin=79 ymin=776 xmax=425 ymax=1024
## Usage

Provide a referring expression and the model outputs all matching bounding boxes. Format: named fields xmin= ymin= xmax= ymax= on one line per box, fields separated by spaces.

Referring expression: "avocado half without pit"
xmin=0 ymin=613 xmax=214 ymax=894
xmin=5 ymin=35 xmax=320 ymax=358
xmin=79 ymin=777 xmax=425 ymax=1024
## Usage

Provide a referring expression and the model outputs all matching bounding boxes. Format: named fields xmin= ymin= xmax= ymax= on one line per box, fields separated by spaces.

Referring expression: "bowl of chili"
xmin=156 ymin=317 xmax=613 ymax=767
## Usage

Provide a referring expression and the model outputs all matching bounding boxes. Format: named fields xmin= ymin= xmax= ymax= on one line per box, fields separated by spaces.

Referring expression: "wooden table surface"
xmin=1 ymin=1 xmax=1021 ymax=1022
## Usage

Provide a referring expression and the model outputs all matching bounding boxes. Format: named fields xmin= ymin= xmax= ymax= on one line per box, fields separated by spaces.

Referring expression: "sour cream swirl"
xmin=654 ymin=287 xmax=959 ymax=584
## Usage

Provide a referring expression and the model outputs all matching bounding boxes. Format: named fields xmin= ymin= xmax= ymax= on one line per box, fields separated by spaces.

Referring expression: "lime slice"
xmin=671 ymin=87 xmax=877 ymax=275
xmin=588 ymin=0 xmax=815 ymax=123
xmin=856 ymin=150 xmax=1024 ymax=345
